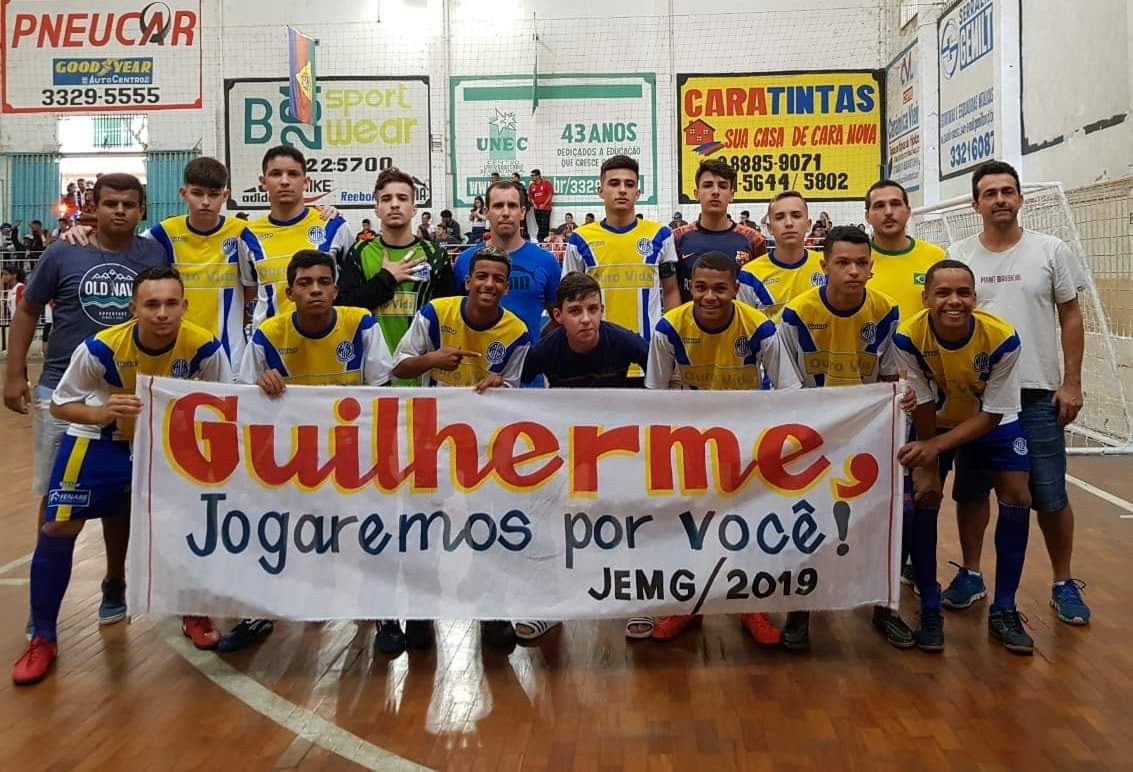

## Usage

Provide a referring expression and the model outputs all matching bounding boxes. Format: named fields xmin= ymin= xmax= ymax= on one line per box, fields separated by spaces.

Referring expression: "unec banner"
xmin=1 ymin=0 xmax=203 ymax=113
xmin=677 ymin=71 xmax=883 ymax=204
xmin=128 ymin=378 xmax=904 ymax=621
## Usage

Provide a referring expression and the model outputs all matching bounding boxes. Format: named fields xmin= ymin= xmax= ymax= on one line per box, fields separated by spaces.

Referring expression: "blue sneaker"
xmin=98 ymin=577 xmax=127 ymax=625
xmin=1051 ymin=579 xmax=1091 ymax=625
xmin=941 ymin=562 xmax=987 ymax=609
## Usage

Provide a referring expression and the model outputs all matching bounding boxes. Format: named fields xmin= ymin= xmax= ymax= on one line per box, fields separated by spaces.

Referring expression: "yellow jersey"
xmin=738 ymin=249 xmax=827 ymax=321
xmin=894 ymin=308 xmax=1022 ymax=427
xmin=51 ymin=318 xmax=228 ymax=440
xmin=869 ymin=237 xmax=946 ymax=322
xmin=645 ymin=301 xmax=799 ymax=391
xmin=239 ymin=306 xmax=392 ymax=386
xmin=148 ymin=215 xmax=264 ymax=366
xmin=778 ymin=285 xmax=899 ymax=388
xmin=394 ymin=296 xmax=531 ymax=388
xmin=249 ymin=207 xmax=353 ymax=328
xmin=563 ymin=218 xmax=677 ymax=377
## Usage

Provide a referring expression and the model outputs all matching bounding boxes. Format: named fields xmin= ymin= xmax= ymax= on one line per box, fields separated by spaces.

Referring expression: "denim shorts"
xmin=952 ymin=389 xmax=1067 ymax=511
xmin=32 ymin=384 xmax=69 ymax=497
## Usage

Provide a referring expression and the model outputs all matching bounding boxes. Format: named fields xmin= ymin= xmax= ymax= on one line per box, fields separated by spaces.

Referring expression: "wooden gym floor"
xmin=1 ymin=398 xmax=1131 ymax=771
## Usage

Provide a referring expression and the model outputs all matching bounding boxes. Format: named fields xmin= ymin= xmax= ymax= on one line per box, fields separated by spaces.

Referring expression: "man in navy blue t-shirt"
xmin=454 ymin=181 xmax=560 ymax=387
xmin=522 ymin=273 xmax=648 ymax=388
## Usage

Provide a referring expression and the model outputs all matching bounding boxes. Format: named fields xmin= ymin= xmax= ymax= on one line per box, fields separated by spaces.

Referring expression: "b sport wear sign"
xmin=128 ymin=378 xmax=904 ymax=620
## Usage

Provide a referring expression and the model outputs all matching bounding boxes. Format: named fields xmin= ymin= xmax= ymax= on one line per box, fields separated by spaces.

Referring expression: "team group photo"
xmin=0 ymin=0 xmax=1130 ymax=769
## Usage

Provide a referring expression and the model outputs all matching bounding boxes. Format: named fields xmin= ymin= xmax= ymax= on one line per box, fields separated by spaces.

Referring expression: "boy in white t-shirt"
xmin=944 ymin=160 xmax=1091 ymax=626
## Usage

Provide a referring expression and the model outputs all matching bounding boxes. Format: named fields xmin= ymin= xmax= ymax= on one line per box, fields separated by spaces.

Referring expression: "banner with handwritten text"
xmin=128 ymin=378 xmax=903 ymax=620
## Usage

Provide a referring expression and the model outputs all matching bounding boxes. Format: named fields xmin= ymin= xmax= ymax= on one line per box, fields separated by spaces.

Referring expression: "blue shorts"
xmin=44 ymin=435 xmax=132 ymax=523
xmin=944 ymin=420 xmax=1032 ymax=502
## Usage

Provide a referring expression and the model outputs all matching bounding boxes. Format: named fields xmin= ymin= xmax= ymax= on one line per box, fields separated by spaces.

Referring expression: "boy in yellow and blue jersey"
xmin=13 ymin=267 xmax=230 ymax=686
xmin=738 ymin=191 xmax=826 ymax=320
xmin=147 ymin=157 xmax=266 ymax=367
xmin=562 ymin=155 xmax=680 ymax=382
xmin=894 ymin=259 xmax=1034 ymax=655
xmin=222 ymin=250 xmax=393 ymax=654
xmin=393 ymin=246 xmax=530 ymax=651
xmin=249 ymin=145 xmax=353 ymax=329
xmin=646 ymin=251 xmax=798 ymax=646
xmin=864 ymin=179 xmax=946 ymax=326
xmin=775 ymin=225 xmax=910 ymax=651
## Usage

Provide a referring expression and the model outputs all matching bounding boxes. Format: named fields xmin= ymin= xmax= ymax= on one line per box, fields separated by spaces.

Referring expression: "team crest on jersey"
xmin=308 ymin=225 xmax=326 ymax=246
xmin=810 ymin=272 xmax=827 ymax=287
xmin=973 ymin=352 xmax=990 ymax=374
xmin=733 ymin=336 xmax=751 ymax=358
xmin=170 ymin=359 xmax=191 ymax=378
xmin=859 ymin=322 xmax=877 ymax=344
xmin=1012 ymin=437 xmax=1029 ymax=456
xmin=913 ymin=272 xmax=926 ymax=286
xmin=221 ymin=237 xmax=238 ymax=258
xmin=636 ymin=238 xmax=652 ymax=257
xmin=486 ymin=341 xmax=507 ymax=365
xmin=335 ymin=341 xmax=355 ymax=363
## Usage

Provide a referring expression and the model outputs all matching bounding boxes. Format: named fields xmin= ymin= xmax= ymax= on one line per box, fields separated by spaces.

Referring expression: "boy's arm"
xmin=360 ymin=318 xmax=394 ymax=386
xmin=761 ymin=324 xmax=801 ymax=391
xmin=644 ymin=325 xmax=676 ymax=390
xmin=392 ymin=308 xmax=442 ymax=379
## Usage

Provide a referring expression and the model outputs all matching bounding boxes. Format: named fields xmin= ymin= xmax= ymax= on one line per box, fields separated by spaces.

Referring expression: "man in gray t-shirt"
xmin=3 ymin=173 xmax=169 ymax=630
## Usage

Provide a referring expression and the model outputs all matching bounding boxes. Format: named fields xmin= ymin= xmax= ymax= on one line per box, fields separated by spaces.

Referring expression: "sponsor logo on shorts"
xmin=47 ymin=488 xmax=92 ymax=508
xmin=486 ymin=341 xmax=507 ymax=365
xmin=1012 ymin=437 xmax=1029 ymax=456
xmin=335 ymin=341 xmax=355 ymax=363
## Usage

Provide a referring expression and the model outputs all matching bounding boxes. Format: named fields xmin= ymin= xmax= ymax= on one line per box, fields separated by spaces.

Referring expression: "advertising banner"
xmin=938 ymin=0 xmax=997 ymax=179
xmin=224 ymin=76 xmax=432 ymax=210
xmin=885 ymin=42 xmax=922 ymax=205
xmin=677 ymin=70 xmax=884 ymax=203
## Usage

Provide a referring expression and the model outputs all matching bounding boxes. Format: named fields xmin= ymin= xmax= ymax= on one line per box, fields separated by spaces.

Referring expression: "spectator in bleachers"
xmin=584 ymin=213 xmax=595 ymax=224
xmin=1 ymin=222 xmax=17 ymax=252
xmin=27 ymin=220 xmax=47 ymax=252
xmin=358 ymin=218 xmax=377 ymax=242
xmin=669 ymin=211 xmax=685 ymax=230
xmin=437 ymin=209 xmax=464 ymax=244
xmin=416 ymin=211 xmax=434 ymax=242
xmin=469 ymin=196 xmax=487 ymax=242
xmin=2 ymin=265 xmax=26 ymax=319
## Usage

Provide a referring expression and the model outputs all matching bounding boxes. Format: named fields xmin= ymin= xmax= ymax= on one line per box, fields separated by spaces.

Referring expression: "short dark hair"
xmin=925 ymin=258 xmax=975 ymax=289
xmin=261 ymin=144 xmax=306 ymax=173
xmin=600 ymin=154 xmax=639 ymax=180
xmin=2 ymin=266 xmax=27 ymax=283
xmin=468 ymin=246 xmax=511 ymax=277
xmin=822 ymin=225 xmax=871 ymax=255
xmin=972 ymin=160 xmax=1021 ymax=200
xmin=362 ymin=218 xmax=371 ymax=225
xmin=485 ymin=180 xmax=525 ymax=208
xmin=531 ymin=168 xmax=542 ymax=175
xmin=374 ymin=167 xmax=415 ymax=197
xmin=865 ymin=179 xmax=909 ymax=208
xmin=286 ymin=250 xmax=336 ymax=286
xmin=93 ymin=173 xmax=146 ymax=207
xmin=556 ymin=272 xmax=601 ymax=307
xmin=740 ymin=210 xmax=750 ymax=217
xmin=768 ymin=190 xmax=806 ymax=212
xmin=695 ymin=158 xmax=737 ymax=189
xmin=133 ymin=266 xmax=183 ymax=296
xmin=691 ymin=251 xmax=739 ymax=280
xmin=183 ymin=157 xmax=229 ymax=189
xmin=30 ymin=219 xmax=42 ymax=227
xmin=441 ymin=209 xmax=453 ymax=218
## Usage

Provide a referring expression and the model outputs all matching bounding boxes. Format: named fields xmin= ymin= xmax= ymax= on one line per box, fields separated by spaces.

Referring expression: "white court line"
xmin=163 ymin=629 xmax=433 ymax=772
xmin=1066 ymin=473 xmax=1133 ymax=516
xmin=0 ymin=553 xmax=32 ymax=577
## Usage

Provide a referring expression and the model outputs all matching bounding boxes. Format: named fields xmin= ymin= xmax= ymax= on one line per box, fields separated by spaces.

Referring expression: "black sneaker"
xmin=781 ymin=611 xmax=810 ymax=650
xmin=374 ymin=620 xmax=406 ymax=655
xmin=900 ymin=560 xmax=915 ymax=587
xmin=98 ymin=577 xmax=128 ymax=625
xmin=988 ymin=608 xmax=1034 ymax=655
xmin=405 ymin=620 xmax=434 ymax=649
xmin=481 ymin=620 xmax=516 ymax=648
xmin=217 ymin=618 xmax=274 ymax=652
xmin=872 ymin=606 xmax=915 ymax=648
xmin=914 ymin=609 xmax=945 ymax=652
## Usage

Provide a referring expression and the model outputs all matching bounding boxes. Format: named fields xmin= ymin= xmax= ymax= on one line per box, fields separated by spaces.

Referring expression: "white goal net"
xmin=912 ymin=181 xmax=1133 ymax=454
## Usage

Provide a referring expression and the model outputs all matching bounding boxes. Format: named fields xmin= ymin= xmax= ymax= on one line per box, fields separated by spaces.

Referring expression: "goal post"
xmin=912 ymin=182 xmax=1133 ymax=455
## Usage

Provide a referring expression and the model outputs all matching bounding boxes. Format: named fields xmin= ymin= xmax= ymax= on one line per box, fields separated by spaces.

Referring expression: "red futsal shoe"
xmin=182 ymin=616 xmax=221 ymax=650
xmin=651 ymin=614 xmax=703 ymax=640
xmin=12 ymin=636 xmax=58 ymax=686
xmin=740 ymin=612 xmax=781 ymax=646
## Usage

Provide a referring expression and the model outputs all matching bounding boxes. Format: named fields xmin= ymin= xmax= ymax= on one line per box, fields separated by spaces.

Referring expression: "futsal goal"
xmin=912 ymin=180 xmax=1133 ymax=455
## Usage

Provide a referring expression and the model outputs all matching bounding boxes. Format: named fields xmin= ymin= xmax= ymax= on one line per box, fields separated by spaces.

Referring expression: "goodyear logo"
xmin=53 ymin=58 xmax=154 ymax=86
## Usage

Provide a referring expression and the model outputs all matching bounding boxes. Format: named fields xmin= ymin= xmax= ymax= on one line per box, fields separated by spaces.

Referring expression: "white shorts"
xmin=32 ymin=384 xmax=69 ymax=497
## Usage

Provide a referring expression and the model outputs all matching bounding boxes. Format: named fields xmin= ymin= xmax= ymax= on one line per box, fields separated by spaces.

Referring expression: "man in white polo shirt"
xmin=945 ymin=160 xmax=1091 ymax=627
